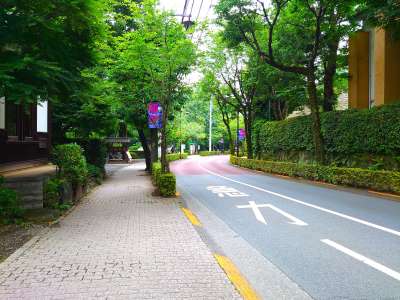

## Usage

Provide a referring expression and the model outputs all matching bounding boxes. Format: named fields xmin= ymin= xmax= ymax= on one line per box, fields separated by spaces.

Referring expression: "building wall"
xmin=384 ymin=30 xmax=400 ymax=104
xmin=0 ymin=100 xmax=51 ymax=168
xmin=349 ymin=29 xmax=400 ymax=109
xmin=349 ymin=31 xmax=370 ymax=109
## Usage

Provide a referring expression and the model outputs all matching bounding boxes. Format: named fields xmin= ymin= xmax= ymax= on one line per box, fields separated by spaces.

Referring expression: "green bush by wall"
xmin=230 ymin=156 xmax=400 ymax=194
xmin=0 ymin=177 xmax=24 ymax=224
xmin=167 ymin=153 xmax=188 ymax=162
xmin=69 ymin=138 xmax=107 ymax=172
xmin=52 ymin=143 xmax=89 ymax=187
xmin=253 ymin=102 xmax=400 ymax=169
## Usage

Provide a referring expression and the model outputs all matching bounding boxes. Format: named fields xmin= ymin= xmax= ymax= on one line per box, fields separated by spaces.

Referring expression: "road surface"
xmin=171 ymin=155 xmax=400 ymax=300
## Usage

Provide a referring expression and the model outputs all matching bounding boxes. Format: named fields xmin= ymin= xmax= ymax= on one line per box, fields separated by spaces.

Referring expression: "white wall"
xmin=37 ymin=100 xmax=48 ymax=133
xmin=0 ymin=97 xmax=5 ymax=129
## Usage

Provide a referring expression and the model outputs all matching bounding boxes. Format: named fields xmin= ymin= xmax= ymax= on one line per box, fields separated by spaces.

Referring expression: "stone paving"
xmin=0 ymin=163 xmax=240 ymax=299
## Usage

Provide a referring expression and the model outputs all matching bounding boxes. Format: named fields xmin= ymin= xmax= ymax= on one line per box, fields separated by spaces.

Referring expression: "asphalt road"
xmin=171 ymin=155 xmax=400 ymax=300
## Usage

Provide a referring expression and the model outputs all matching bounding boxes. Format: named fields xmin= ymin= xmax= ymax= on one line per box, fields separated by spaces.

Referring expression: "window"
xmin=0 ymin=97 xmax=4 ymax=129
xmin=37 ymin=100 xmax=48 ymax=133
xmin=5 ymin=102 xmax=18 ymax=137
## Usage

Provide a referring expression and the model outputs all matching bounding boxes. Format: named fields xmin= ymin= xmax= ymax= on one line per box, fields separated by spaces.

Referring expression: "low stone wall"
xmin=4 ymin=176 xmax=50 ymax=209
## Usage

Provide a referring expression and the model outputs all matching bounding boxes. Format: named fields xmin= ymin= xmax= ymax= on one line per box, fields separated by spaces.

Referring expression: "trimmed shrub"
xmin=167 ymin=153 xmax=188 ymax=162
xmin=159 ymin=173 xmax=176 ymax=197
xmin=43 ymin=177 xmax=65 ymax=208
xmin=230 ymin=156 xmax=400 ymax=194
xmin=151 ymin=162 xmax=177 ymax=197
xmin=253 ymin=102 xmax=400 ymax=169
xmin=199 ymin=151 xmax=226 ymax=156
xmin=52 ymin=143 xmax=88 ymax=187
xmin=152 ymin=162 xmax=162 ymax=186
xmin=0 ymin=177 xmax=24 ymax=224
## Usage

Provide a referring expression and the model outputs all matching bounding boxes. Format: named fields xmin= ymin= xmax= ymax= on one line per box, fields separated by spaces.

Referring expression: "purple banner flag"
xmin=148 ymin=102 xmax=163 ymax=129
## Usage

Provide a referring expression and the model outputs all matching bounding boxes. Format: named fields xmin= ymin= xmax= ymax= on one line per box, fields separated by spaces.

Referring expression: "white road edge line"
xmin=198 ymin=164 xmax=400 ymax=238
xmin=321 ymin=239 xmax=400 ymax=282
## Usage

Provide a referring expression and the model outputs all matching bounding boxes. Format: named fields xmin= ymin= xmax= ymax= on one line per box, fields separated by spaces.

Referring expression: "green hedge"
xmin=159 ymin=173 xmax=176 ymax=197
xmin=151 ymin=162 xmax=176 ymax=197
xmin=230 ymin=156 xmax=400 ymax=194
xmin=254 ymin=102 xmax=400 ymax=169
xmin=199 ymin=151 xmax=226 ymax=156
xmin=167 ymin=153 xmax=188 ymax=162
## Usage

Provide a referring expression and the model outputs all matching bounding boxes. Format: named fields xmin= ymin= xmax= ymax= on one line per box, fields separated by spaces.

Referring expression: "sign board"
xmin=238 ymin=128 xmax=246 ymax=141
xmin=148 ymin=102 xmax=163 ymax=129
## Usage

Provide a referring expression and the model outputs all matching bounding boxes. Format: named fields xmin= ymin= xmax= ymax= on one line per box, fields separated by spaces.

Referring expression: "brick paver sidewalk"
xmin=0 ymin=163 xmax=240 ymax=299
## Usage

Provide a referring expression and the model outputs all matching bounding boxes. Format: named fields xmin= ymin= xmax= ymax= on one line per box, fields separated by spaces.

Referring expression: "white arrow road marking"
xmin=199 ymin=164 xmax=400 ymax=238
xmin=236 ymin=201 xmax=307 ymax=226
xmin=267 ymin=204 xmax=308 ymax=226
xmin=321 ymin=239 xmax=400 ymax=282
xmin=237 ymin=201 xmax=267 ymax=224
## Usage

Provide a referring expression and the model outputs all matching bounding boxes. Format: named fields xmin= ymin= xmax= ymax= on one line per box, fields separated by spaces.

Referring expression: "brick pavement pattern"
xmin=0 ymin=163 xmax=240 ymax=299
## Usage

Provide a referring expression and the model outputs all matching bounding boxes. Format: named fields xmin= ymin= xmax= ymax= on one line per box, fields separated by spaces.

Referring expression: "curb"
xmin=180 ymin=205 xmax=260 ymax=300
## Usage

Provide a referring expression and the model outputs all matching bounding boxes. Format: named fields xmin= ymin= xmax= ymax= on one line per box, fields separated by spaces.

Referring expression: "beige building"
xmin=349 ymin=28 xmax=400 ymax=109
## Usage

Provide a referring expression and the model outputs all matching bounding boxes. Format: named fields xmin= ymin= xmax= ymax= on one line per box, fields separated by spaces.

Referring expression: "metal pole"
xmin=209 ymin=98 xmax=213 ymax=151
xmin=236 ymin=109 xmax=239 ymax=157
xmin=180 ymin=110 xmax=182 ymax=157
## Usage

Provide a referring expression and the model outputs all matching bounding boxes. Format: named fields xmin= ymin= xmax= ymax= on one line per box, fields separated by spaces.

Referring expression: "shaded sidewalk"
xmin=0 ymin=163 xmax=239 ymax=299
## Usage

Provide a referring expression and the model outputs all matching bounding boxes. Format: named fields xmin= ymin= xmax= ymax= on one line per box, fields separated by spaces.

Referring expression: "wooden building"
xmin=349 ymin=28 xmax=400 ymax=109
xmin=0 ymin=98 xmax=51 ymax=172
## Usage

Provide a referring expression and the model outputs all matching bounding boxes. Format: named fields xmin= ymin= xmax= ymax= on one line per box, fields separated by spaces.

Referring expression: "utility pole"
xmin=209 ymin=98 xmax=213 ymax=151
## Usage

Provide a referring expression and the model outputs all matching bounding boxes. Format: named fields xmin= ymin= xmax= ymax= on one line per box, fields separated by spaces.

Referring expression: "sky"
xmin=158 ymin=0 xmax=216 ymax=22
xmin=158 ymin=0 xmax=217 ymax=84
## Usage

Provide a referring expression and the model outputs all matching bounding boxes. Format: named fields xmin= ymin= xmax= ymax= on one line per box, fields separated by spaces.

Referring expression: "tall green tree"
xmin=215 ymin=0 xmax=360 ymax=163
xmin=0 ymin=0 xmax=105 ymax=103
xmin=109 ymin=1 xmax=195 ymax=172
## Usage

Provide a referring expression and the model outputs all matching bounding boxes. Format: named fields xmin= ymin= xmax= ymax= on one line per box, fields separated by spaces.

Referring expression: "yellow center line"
xmin=181 ymin=207 xmax=202 ymax=226
xmin=214 ymin=254 xmax=260 ymax=300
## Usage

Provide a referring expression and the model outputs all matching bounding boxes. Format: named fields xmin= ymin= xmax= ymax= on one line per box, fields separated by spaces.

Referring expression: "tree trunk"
xmin=137 ymin=128 xmax=151 ymax=172
xmin=323 ymin=37 xmax=339 ymax=112
xmin=244 ymin=111 xmax=253 ymax=159
xmin=306 ymin=72 xmax=325 ymax=164
xmin=160 ymin=100 xmax=169 ymax=173
xmin=228 ymin=131 xmax=234 ymax=155
xmin=149 ymin=128 xmax=158 ymax=164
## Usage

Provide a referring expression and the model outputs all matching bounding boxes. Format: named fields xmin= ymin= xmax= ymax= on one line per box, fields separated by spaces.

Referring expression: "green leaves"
xmin=254 ymin=102 xmax=400 ymax=168
xmin=0 ymin=0 xmax=106 ymax=103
